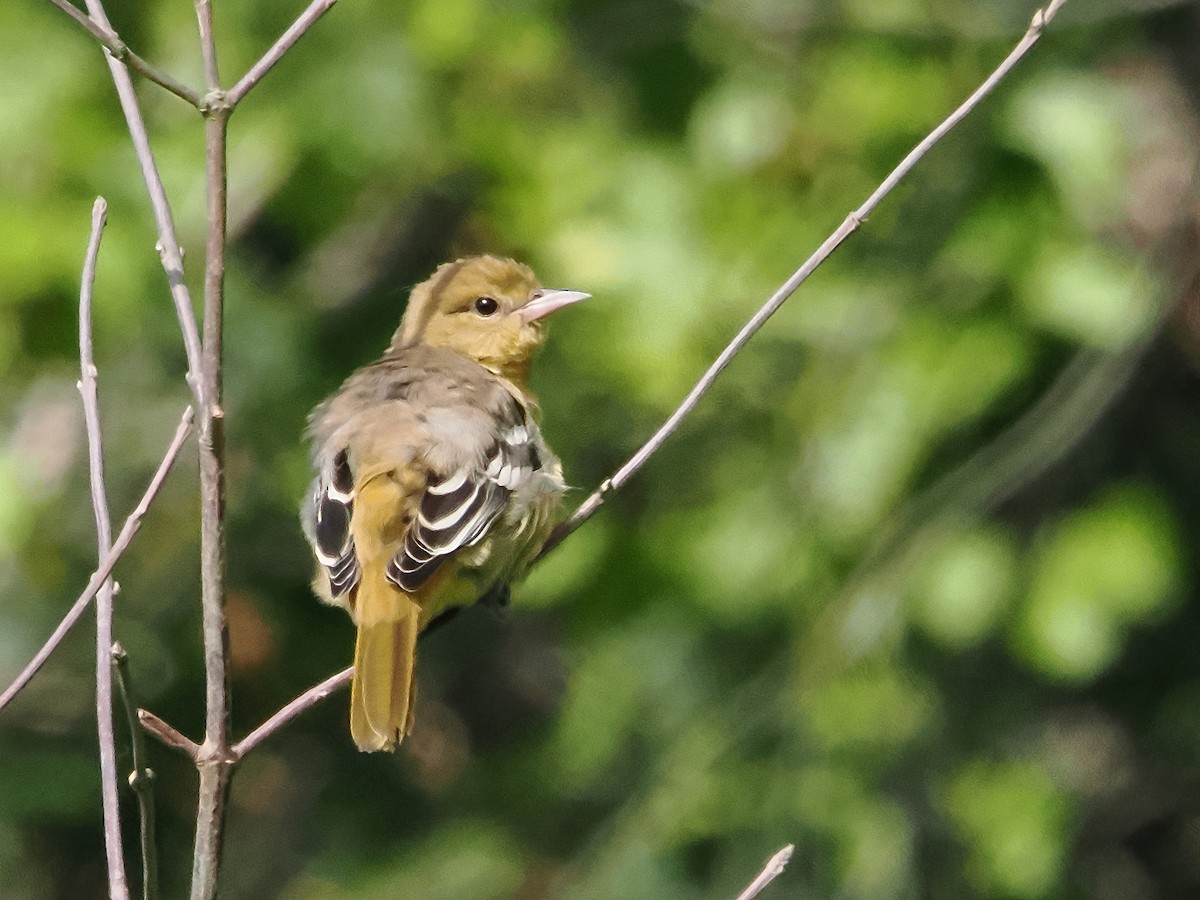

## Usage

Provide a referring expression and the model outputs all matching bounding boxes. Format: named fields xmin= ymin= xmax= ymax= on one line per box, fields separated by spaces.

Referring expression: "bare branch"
xmin=113 ymin=645 xmax=160 ymax=900
xmin=226 ymin=0 xmax=338 ymax=108
xmin=0 ymin=408 xmax=193 ymax=712
xmin=138 ymin=709 xmax=201 ymax=761
xmin=190 ymin=106 xmax=233 ymax=900
xmin=79 ymin=0 xmax=206 ymax=409
xmin=734 ymin=845 xmax=794 ymax=900
xmin=193 ymin=0 xmax=220 ymax=91
xmin=43 ymin=0 xmax=203 ymax=108
xmin=190 ymin=0 xmax=236 ymax=887
xmin=539 ymin=0 xmax=1072 ymax=559
xmin=233 ymin=667 xmax=352 ymax=758
xmin=77 ymin=197 xmax=131 ymax=900
xmin=199 ymin=117 xmax=230 ymax=750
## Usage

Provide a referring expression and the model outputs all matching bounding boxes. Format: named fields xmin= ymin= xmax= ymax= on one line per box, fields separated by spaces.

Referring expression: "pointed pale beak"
xmin=519 ymin=289 xmax=590 ymax=323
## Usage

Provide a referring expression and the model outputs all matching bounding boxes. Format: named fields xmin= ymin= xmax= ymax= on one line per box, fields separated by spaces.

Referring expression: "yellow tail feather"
xmin=350 ymin=583 xmax=420 ymax=752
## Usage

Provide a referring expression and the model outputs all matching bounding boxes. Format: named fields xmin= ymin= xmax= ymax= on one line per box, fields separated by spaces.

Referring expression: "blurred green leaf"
xmin=1016 ymin=485 xmax=1181 ymax=681
xmin=911 ymin=525 xmax=1019 ymax=649
xmin=1020 ymin=242 xmax=1153 ymax=348
xmin=943 ymin=760 xmax=1070 ymax=899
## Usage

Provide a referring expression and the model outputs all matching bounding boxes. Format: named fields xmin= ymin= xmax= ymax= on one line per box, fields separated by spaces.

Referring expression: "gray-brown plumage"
xmin=302 ymin=255 xmax=588 ymax=751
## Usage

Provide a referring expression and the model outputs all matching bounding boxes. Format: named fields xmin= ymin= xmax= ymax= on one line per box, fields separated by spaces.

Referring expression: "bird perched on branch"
xmin=302 ymin=256 xmax=588 ymax=751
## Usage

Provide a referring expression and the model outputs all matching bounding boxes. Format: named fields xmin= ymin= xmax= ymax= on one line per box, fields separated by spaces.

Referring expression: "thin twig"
xmin=138 ymin=709 xmax=202 ymax=761
xmin=232 ymin=667 xmax=353 ymax=757
xmin=43 ymin=0 xmax=203 ymax=108
xmin=113 ymin=644 xmax=160 ymax=900
xmin=734 ymin=845 xmax=794 ymax=900
xmin=77 ymin=197 xmax=130 ymax=900
xmin=226 ymin=0 xmax=338 ymax=107
xmin=0 ymin=408 xmax=193 ymax=712
xmin=538 ymin=0 xmax=1071 ymax=559
xmin=79 ymin=0 xmax=206 ymax=409
xmin=194 ymin=0 xmax=220 ymax=91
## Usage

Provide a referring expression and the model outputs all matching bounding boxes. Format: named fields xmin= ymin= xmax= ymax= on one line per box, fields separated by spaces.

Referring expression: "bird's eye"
xmin=474 ymin=296 xmax=499 ymax=316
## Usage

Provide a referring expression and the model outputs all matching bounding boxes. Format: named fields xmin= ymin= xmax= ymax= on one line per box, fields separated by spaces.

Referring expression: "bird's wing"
xmin=386 ymin=403 xmax=542 ymax=593
xmin=307 ymin=448 xmax=361 ymax=598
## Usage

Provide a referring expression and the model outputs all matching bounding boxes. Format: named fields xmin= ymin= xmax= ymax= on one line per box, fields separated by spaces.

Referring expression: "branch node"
xmin=127 ymin=767 xmax=156 ymax=789
xmin=196 ymin=738 xmax=239 ymax=768
xmin=138 ymin=708 xmax=202 ymax=760
xmin=200 ymin=90 xmax=230 ymax=118
xmin=849 ymin=212 xmax=866 ymax=228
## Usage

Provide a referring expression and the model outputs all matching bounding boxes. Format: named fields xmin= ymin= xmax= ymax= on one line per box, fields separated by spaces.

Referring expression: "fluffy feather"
xmin=302 ymin=256 xmax=584 ymax=751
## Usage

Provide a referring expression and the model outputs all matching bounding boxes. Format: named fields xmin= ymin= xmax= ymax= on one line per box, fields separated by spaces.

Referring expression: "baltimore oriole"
xmin=302 ymin=255 xmax=588 ymax=751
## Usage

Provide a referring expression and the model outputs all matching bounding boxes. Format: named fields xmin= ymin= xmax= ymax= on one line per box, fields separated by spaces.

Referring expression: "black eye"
xmin=474 ymin=296 xmax=499 ymax=316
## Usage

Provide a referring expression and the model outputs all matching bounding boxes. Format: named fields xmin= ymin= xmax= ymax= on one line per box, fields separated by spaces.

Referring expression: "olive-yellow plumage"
xmin=302 ymin=256 xmax=588 ymax=751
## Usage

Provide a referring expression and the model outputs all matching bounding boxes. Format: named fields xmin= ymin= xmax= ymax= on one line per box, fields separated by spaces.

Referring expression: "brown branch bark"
xmin=187 ymin=6 xmax=233 ymax=897
xmin=190 ymin=102 xmax=233 ymax=900
xmin=77 ymin=196 xmax=130 ymax=900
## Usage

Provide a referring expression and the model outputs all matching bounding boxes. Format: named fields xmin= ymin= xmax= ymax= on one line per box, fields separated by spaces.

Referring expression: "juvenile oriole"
xmin=302 ymin=255 xmax=587 ymax=751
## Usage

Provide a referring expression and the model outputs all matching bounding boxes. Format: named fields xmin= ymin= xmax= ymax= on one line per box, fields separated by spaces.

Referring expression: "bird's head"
xmin=391 ymin=256 xmax=589 ymax=384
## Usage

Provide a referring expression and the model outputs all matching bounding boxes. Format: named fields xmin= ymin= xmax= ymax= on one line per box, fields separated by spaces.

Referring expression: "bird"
xmin=301 ymin=255 xmax=588 ymax=751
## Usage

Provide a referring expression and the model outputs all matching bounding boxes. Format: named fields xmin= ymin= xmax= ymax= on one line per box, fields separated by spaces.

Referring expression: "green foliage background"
xmin=1 ymin=0 xmax=1199 ymax=897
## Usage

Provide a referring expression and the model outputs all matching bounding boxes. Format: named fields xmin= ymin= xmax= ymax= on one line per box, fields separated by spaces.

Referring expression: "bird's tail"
xmin=349 ymin=578 xmax=419 ymax=752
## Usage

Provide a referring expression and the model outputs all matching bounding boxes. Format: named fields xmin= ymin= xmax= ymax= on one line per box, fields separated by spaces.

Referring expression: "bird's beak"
xmin=519 ymin=289 xmax=590 ymax=323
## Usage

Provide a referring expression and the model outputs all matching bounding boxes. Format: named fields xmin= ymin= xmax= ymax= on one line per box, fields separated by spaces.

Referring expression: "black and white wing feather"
xmin=311 ymin=449 xmax=360 ymax=597
xmin=386 ymin=409 xmax=542 ymax=593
